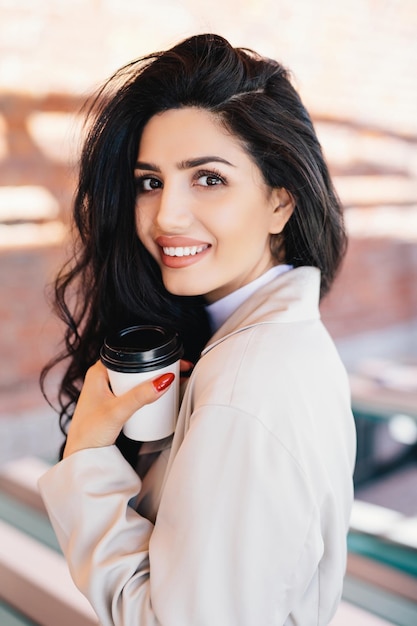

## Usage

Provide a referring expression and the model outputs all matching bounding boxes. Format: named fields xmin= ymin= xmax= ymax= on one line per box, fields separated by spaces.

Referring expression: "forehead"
xmin=138 ymin=107 xmax=245 ymax=159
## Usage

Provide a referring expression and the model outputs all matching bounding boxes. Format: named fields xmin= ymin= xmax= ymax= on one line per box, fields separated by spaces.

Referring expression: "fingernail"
xmin=152 ymin=372 xmax=175 ymax=392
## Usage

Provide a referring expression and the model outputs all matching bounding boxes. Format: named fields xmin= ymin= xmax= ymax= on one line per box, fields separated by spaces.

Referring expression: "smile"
xmin=162 ymin=245 xmax=209 ymax=257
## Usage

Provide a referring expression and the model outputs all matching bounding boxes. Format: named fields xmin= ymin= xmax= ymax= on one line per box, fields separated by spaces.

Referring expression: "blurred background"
xmin=0 ymin=1 xmax=416 ymax=625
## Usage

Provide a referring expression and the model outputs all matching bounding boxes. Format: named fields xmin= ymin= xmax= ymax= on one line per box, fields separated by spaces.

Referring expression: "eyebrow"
xmin=135 ymin=156 xmax=236 ymax=172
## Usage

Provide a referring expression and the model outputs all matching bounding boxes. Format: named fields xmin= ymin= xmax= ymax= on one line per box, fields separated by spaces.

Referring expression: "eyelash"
xmin=194 ymin=168 xmax=227 ymax=187
xmin=135 ymin=168 xmax=227 ymax=194
xmin=135 ymin=175 xmax=162 ymax=194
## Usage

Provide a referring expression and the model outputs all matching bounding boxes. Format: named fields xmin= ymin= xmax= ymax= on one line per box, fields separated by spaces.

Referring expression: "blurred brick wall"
xmin=0 ymin=245 xmax=65 ymax=413
xmin=0 ymin=0 xmax=416 ymax=417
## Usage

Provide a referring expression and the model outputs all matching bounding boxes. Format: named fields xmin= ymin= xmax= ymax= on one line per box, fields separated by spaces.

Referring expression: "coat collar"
xmin=201 ymin=266 xmax=321 ymax=356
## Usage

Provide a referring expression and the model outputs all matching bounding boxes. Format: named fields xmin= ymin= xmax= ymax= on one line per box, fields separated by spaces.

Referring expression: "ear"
xmin=268 ymin=188 xmax=295 ymax=234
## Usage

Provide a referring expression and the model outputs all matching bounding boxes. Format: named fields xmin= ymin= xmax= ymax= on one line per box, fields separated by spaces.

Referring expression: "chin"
xmin=162 ymin=280 xmax=204 ymax=298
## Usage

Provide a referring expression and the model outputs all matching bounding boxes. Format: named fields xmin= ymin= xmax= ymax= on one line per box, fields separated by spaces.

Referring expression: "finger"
xmin=113 ymin=373 xmax=175 ymax=423
xmin=180 ymin=359 xmax=194 ymax=379
xmin=180 ymin=359 xmax=194 ymax=372
xmin=84 ymin=361 xmax=113 ymax=395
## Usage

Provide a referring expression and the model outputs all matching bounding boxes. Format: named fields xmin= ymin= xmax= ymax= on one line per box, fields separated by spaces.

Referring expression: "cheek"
xmin=135 ymin=206 xmax=149 ymax=241
xmin=135 ymin=208 xmax=160 ymax=260
xmin=210 ymin=200 xmax=262 ymax=241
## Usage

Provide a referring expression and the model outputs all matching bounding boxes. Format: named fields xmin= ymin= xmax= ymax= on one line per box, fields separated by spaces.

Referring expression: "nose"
xmin=155 ymin=182 xmax=193 ymax=232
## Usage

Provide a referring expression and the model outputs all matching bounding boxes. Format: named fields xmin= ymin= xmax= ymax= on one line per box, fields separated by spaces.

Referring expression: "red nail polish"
xmin=153 ymin=372 xmax=175 ymax=392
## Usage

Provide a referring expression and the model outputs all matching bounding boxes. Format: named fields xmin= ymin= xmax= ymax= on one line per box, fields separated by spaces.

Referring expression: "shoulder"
xmin=184 ymin=318 xmax=354 ymax=466
xmin=194 ymin=317 xmax=346 ymax=405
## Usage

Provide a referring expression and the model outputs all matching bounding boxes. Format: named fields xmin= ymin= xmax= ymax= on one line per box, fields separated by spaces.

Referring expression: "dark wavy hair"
xmin=41 ymin=33 xmax=347 ymax=460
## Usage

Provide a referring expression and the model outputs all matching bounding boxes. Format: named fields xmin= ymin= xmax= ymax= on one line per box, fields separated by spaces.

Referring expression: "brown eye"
xmin=203 ymin=175 xmax=222 ymax=186
xmin=195 ymin=170 xmax=226 ymax=187
xmin=136 ymin=176 xmax=162 ymax=193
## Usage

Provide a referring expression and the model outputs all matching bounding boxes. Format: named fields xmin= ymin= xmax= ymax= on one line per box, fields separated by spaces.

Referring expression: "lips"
xmin=162 ymin=244 xmax=209 ymax=257
xmin=155 ymin=237 xmax=211 ymax=268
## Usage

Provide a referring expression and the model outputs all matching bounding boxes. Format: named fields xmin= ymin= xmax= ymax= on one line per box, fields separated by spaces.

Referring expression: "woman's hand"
xmin=63 ymin=361 xmax=175 ymax=458
xmin=180 ymin=359 xmax=194 ymax=381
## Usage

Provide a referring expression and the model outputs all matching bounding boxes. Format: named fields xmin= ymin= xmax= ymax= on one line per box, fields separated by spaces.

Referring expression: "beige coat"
xmin=39 ymin=266 xmax=356 ymax=626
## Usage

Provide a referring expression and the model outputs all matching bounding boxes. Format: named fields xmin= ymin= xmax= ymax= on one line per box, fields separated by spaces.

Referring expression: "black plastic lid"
xmin=100 ymin=325 xmax=183 ymax=373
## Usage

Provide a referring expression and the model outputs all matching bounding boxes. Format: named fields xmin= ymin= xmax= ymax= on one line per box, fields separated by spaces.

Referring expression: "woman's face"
xmin=135 ymin=107 xmax=293 ymax=303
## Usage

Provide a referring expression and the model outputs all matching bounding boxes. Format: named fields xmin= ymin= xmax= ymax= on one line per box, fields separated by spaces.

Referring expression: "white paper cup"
xmin=100 ymin=325 xmax=183 ymax=441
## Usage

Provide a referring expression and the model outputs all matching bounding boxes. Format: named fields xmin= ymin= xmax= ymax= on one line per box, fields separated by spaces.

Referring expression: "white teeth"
xmin=162 ymin=245 xmax=208 ymax=257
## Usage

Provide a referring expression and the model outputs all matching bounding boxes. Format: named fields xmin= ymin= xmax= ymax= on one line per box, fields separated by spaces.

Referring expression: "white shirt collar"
xmin=205 ymin=265 xmax=293 ymax=333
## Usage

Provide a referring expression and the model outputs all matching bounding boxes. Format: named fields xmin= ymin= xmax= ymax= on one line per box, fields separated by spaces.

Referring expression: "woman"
xmin=39 ymin=34 xmax=356 ymax=625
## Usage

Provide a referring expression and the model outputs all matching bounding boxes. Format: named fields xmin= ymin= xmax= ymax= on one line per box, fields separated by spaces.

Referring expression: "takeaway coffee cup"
xmin=100 ymin=325 xmax=183 ymax=441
